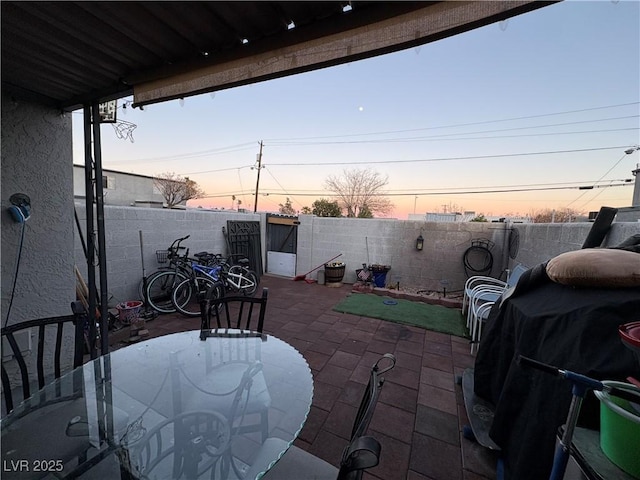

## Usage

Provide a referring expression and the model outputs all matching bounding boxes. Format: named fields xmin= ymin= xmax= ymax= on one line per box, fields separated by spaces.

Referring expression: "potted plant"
xmin=369 ymin=264 xmax=391 ymax=288
xmin=324 ymin=261 xmax=346 ymax=283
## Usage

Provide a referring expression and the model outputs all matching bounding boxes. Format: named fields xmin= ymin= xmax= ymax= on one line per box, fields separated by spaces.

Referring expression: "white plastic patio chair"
xmin=469 ymin=296 xmax=496 ymax=354
xmin=464 ymin=284 xmax=504 ymax=330
xmin=462 ymin=263 xmax=529 ymax=316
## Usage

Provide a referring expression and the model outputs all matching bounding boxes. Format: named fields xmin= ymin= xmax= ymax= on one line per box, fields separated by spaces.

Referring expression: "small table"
xmin=1 ymin=330 xmax=313 ymax=479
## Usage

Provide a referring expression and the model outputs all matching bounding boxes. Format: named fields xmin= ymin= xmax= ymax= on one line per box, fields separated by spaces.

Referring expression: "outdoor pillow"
xmin=546 ymin=248 xmax=640 ymax=287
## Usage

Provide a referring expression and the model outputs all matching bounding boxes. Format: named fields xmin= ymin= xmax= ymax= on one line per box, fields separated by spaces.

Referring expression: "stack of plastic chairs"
xmin=463 ymin=264 xmax=529 ymax=353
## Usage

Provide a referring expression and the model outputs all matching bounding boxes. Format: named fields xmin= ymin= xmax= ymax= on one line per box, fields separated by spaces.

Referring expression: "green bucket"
xmin=594 ymin=381 xmax=640 ymax=478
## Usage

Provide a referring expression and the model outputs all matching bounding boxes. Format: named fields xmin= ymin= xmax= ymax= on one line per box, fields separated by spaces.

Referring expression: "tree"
xmin=530 ymin=207 xmax=583 ymax=223
xmin=279 ymin=197 xmax=296 ymax=215
xmin=470 ymin=214 xmax=488 ymax=222
xmin=311 ymin=199 xmax=342 ymax=217
xmin=154 ymin=172 xmax=204 ymax=208
xmin=357 ymin=203 xmax=373 ymax=218
xmin=324 ymin=169 xmax=393 ymax=217
xmin=300 ymin=206 xmax=312 ymax=214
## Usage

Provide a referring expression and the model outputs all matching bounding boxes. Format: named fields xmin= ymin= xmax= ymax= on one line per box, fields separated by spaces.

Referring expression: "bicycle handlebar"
xmin=169 ymin=235 xmax=190 ymax=250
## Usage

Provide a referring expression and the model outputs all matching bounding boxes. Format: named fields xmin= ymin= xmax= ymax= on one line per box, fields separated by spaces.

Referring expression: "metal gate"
xmin=224 ymin=220 xmax=263 ymax=277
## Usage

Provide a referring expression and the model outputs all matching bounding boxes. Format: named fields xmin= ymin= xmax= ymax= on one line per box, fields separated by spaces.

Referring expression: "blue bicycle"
xmin=171 ymin=261 xmax=225 ymax=317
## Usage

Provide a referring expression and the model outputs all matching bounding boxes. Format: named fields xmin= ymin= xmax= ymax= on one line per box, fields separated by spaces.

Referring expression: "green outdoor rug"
xmin=333 ymin=293 xmax=469 ymax=338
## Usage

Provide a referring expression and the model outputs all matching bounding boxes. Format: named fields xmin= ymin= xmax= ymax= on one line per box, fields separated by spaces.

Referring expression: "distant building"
xmin=485 ymin=215 xmax=531 ymax=224
xmin=73 ymin=165 xmax=180 ymax=208
xmin=409 ymin=211 xmax=531 ymax=223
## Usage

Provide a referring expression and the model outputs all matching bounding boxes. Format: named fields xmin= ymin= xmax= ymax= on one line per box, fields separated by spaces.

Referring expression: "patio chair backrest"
xmin=1 ymin=306 xmax=85 ymax=415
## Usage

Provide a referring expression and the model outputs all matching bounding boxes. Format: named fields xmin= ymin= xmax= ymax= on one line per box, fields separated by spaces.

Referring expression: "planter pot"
xmin=369 ymin=265 xmax=391 ymax=288
xmin=324 ymin=264 xmax=346 ymax=283
xmin=372 ymin=271 xmax=388 ymax=288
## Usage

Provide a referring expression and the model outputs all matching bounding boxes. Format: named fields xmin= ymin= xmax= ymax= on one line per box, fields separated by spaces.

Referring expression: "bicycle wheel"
xmin=205 ymin=283 xmax=226 ymax=313
xmin=240 ymin=270 xmax=259 ymax=296
xmin=146 ymin=271 xmax=186 ymax=314
xmin=138 ymin=269 xmax=170 ymax=300
xmin=172 ymin=277 xmax=217 ymax=317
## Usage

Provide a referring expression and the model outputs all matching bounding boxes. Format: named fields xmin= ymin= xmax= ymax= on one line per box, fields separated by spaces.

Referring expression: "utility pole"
xmin=253 ymin=141 xmax=263 ymax=213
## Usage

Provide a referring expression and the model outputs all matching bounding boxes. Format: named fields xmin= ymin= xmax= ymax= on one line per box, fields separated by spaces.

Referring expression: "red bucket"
xmin=116 ymin=301 xmax=143 ymax=325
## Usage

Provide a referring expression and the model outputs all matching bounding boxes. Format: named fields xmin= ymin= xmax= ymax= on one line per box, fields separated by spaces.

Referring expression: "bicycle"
xmin=143 ymin=237 xmax=222 ymax=314
xmin=218 ymin=255 xmax=259 ymax=297
xmin=139 ymin=235 xmax=191 ymax=305
xmin=171 ymin=261 xmax=225 ymax=317
xmin=170 ymin=254 xmax=259 ymax=317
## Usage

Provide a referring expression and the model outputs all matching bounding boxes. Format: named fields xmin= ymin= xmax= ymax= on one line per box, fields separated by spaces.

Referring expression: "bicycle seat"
xmin=236 ymin=258 xmax=249 ymax=265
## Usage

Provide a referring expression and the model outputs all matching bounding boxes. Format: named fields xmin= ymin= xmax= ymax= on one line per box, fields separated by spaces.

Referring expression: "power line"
xmin=567 ymin=150 xmax=637 ymax=208
xmin=263 ymin=166 xmax=306 ymax=209
xmin=256 ymin=182 xmax=633 ymax=197
xmin=197 ymin=181 xmax=633 ymax=199
xmin=267 ymin=146 xmax=631 ymax=167
xmin=266 ymin=114 xmax=639 ymax=145
xmin=273 ymin=179 xmax=633 ymax=194
xmin=264 ymin=102 xmax=640 ymax=142
xmin=107 ymin=102 xmax=638 ymax=165
xmin=267 ymin=127 xmax=638 ymax=146
xmin=110 ymin=142 xmax=256 ymax=165
xmin=181 ymin=165 xmax=253 ymax=175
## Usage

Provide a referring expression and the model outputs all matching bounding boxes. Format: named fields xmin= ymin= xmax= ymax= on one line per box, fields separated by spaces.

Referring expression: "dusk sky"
xmin=72 ymin=0 xmax=640 ymax=219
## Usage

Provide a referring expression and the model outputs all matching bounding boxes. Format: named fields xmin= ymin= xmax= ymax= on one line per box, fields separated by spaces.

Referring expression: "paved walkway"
xmin=109 ymin=275 xmax=497 ymax=480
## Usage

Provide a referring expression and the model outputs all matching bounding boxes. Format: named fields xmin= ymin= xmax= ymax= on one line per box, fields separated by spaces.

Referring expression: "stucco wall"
xmin=1 ymin=95 xmax=75 ymax=323
xmin=1 ymin=95 xmax=77 ymax=392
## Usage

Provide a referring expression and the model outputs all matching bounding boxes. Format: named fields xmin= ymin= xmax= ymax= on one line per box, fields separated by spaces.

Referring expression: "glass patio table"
xmin=1 ymin=329 xmax=313 ymax=479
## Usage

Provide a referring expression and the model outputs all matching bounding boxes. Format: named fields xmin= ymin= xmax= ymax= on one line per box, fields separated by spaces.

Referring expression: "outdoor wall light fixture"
xmin=415 ymin=235 xmax=424 ymax=251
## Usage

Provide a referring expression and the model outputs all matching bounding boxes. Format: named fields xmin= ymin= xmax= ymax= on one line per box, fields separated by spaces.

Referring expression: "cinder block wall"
xmin=298 ymin=216 xmax=639 ymax=293
xmin=512 ymin=222 xmax=640 ymax=269
xmin=74 ymin=204 xmax=640 ymax=304
xmin=74 ymin=204 xmax=262 ymax=306
xmin=296 ymin=215 xmax=513 ymax=293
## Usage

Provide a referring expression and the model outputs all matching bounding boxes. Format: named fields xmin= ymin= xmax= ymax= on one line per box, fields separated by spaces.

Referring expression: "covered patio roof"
xmin=1 ymin=1 xmax=557 ymax=357
xmin=1 ymin=1 xmax=555 ymax=110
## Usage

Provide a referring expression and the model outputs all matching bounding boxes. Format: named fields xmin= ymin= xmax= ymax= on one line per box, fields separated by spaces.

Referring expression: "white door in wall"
xmin=267 ymin=251 xmax=296 ymax=277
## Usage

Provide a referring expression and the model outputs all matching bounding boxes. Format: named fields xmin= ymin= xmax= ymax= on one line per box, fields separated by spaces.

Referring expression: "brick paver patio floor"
xmin=109 ymin=274 xmax=498 ymax=480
